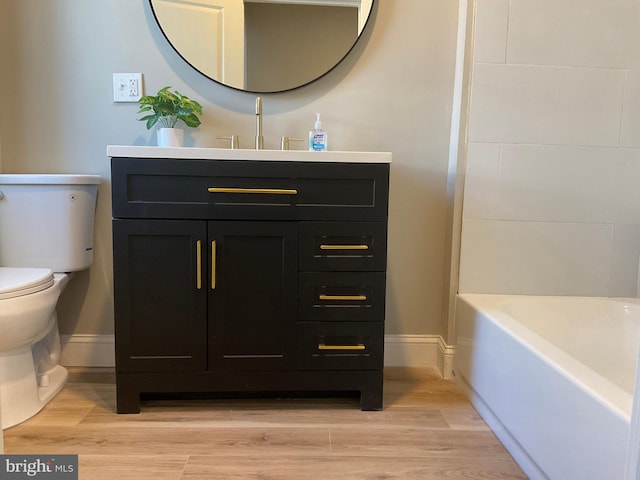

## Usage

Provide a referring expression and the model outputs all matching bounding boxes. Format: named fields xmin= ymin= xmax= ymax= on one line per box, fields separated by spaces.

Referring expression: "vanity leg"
xmin=359 ymin=373 xmax=384 ymax=411
xmin=360 ymin=391 xmax=383 ymax=411
xmin=116 ymin=377 xmax=141 ymax=414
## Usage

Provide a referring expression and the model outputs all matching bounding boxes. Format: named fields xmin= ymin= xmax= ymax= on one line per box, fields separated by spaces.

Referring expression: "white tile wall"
xmin=459 ymin=0 xmax=640 ymax=297
xmin=506 ymin=0 xmax=635 ymax=69
xmin=468 ymin=64 xmax=625 ymax=146
xmin=459 ymin=219 xmax=612 ymax=295
xmin=621 ymin=70 xmax=640 ymax=148
xmin=473 ymin=0 xmax=508 ymax=64
xmin=464 ymin=145 xmax=640 ymax=224
xmin=462 ymin=142 xmax=500 ymax=219
xmin=610 ymin=225 xmax=640 ymax=297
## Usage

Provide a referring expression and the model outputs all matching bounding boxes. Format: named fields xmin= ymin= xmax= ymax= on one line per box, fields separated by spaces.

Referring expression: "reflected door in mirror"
xmin=151 ymin=0 xmax=245 ymax=87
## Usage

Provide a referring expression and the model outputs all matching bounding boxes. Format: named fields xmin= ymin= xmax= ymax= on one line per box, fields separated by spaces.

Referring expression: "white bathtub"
xmin=454 ymin=294 xmax=640 ymax=480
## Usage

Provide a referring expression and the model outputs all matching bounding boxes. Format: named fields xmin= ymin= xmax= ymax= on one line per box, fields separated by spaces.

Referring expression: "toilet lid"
xmin=0 ymin=267 xmax=55 ymax=300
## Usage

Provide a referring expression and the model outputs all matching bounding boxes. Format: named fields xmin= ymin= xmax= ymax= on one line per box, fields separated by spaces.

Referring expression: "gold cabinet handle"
xmin=211 ymin=240 xmax=217 ymax=290
xmin=319 ymin=294 xmax=367 ymax=301
xmin=318 ymin=344 xmax=366 ymax=351
xmin=320 ymin=244 xmax=369 ymax=250
xmin=208 ymin=187 xmax=298 ymax=195
xmin=196 ymin=240 xmax=202 ymax=290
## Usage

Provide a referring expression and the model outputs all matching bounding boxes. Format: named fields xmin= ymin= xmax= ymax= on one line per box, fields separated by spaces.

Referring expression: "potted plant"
xmin=138 ymin=86 xmax=203 ymax=147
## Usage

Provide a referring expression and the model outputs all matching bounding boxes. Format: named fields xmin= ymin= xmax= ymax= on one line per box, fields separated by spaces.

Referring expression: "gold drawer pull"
xmin=319 ymin=294 xmax=367 ymax=301
xmin=318 ymin=344 xmax=366 ymax=351
xmin=320 ymin=244 xmax=369 ymax=250
xmin=208 ymin=187 xmax=298 ymax=195
xmin=196 ymin=240 xmax=202 ymax=290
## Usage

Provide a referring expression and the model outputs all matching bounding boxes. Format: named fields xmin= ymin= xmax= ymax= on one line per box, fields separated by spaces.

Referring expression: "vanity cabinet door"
xmin=113 ymin=219 xmax=208 ymax=372
xmin=208 ymin=221 xmax=298 ymax=370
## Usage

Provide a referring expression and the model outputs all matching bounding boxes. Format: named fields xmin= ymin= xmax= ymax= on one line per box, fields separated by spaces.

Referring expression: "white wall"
xmin=0 ymin=1 xmax=459 ymax=342
xmin=459 ymin=0 xmax=640 ymax=297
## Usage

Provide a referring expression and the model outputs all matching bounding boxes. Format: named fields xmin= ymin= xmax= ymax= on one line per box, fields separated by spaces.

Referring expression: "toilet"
xmin=0 ymin=174 xmax=100 ymax=429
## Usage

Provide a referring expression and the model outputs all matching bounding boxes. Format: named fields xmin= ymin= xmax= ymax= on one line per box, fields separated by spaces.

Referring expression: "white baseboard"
xmin=59 ymin=334 xmax=456 ymax=377
xmin=384 ymin=334 xmax=455 ymax=378
xmin=60 ymin=334 xmax=115 ymax=368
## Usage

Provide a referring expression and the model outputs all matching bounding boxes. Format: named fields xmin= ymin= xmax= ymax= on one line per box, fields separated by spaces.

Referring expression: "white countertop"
xmin=107 ymin=146 xmax=392 ymax=163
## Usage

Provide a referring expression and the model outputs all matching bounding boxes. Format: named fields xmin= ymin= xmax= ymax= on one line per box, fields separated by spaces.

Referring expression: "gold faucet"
xmin=255 ymin=97 xmax=264 ymax=150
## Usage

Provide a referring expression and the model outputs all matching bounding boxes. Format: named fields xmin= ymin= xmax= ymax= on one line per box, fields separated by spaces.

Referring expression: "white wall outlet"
xmin=113 ymin=73 xmax=143 ymax=102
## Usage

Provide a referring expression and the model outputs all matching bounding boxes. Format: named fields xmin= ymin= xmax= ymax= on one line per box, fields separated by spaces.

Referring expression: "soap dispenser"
xmin=309 ymin=113 xmax=328 ymax=151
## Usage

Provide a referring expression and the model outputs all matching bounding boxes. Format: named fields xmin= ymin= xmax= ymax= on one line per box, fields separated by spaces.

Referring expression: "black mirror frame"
xmin=149 ymin=0 xmax=376 ymax=94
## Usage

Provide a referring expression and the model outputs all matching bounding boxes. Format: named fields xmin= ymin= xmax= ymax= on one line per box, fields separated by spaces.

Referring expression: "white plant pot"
xmin=157 ymin=128 xmax=184 ymax=147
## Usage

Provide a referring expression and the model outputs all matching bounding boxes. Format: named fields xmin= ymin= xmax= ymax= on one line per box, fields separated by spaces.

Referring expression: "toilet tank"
xmin=0 ymin=174 xmax=101 ymax=272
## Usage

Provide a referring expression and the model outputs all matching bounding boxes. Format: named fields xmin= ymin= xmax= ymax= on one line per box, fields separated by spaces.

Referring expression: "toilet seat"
xmin=0 ymin=267 xmax=54 ymax=300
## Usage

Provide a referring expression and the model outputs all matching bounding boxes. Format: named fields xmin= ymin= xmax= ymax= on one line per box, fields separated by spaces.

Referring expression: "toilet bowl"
xmin=0 ymin=174 xmax=100 ymax=429
xmin=0 ymin=268 xmax=71 ymax=428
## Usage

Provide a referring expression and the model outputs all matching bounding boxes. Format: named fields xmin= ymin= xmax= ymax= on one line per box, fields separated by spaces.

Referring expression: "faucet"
xmin=255 ymin=96 xmax=264 ymax=149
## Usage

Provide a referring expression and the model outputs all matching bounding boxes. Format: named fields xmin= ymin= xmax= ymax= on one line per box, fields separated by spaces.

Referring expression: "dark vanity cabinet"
xmin=111 ymin=155 xmax=389 ymax=412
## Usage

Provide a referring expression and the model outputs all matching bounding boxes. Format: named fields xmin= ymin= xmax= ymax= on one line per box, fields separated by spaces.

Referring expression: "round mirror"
xmin=149 ymin=0 xmax=375 ymax=93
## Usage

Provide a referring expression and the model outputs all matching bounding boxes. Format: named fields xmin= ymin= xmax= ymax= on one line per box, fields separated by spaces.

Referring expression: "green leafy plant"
xmin=138 ymin=86 xmax=203 ymax=129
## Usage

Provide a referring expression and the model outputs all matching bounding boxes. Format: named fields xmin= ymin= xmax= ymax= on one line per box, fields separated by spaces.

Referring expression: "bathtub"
xmin=454 ymin=294 xmax=640 ymax=480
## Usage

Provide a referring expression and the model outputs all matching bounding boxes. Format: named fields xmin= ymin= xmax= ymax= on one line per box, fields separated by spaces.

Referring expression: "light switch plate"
xmin=113 ymin=73 xmax=143 ymax=102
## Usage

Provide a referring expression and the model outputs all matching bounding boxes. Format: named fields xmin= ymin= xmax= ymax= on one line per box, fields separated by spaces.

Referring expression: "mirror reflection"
xmin=150 ymin=0 xmax=374 ymax=93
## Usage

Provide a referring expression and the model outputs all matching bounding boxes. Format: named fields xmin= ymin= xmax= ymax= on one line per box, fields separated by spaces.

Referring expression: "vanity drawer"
xmin=299 ymin=222 xmax=387 ymax=271
xmin=111 ymin=158 xmax=389 ymax=221
xmin=298 ymin=272 xmax=385 ymax=322
xmin=297 ymin=322 xmax=384 ymax=370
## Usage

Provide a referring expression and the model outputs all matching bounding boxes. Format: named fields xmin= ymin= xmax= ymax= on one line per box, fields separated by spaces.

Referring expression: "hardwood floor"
xmin=3 ymin=367 xmax=526 ymax=479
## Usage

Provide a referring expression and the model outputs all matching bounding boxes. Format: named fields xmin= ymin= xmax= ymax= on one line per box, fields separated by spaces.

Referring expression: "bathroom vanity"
xmin=108 ymin=146 xmax=390 ymax=412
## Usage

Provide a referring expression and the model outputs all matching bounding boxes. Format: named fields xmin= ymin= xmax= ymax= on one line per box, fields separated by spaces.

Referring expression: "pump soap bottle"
xmin=309 ymin=113 xmax=328 ymax=151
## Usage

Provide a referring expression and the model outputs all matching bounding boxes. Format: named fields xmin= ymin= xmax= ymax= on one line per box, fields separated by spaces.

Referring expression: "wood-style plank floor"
xmin=3 ymin=367 xmax=526 ymax=479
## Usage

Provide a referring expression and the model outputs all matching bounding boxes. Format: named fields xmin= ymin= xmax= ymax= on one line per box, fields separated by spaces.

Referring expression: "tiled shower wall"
xmin=459 ymin=0 xmax=640 ymax=296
